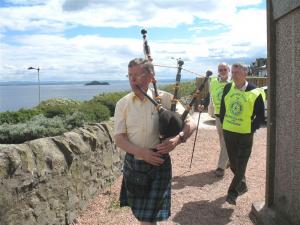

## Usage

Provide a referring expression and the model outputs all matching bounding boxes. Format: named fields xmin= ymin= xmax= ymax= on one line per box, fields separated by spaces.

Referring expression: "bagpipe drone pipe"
xmin=137 ymin=29 xmax=212 ymax=140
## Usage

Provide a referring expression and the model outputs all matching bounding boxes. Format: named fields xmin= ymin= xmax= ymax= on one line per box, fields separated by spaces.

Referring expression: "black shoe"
xmin=214 ymin=168 xmax=225 ymax=177
xmin=226 ymin=195 xmax=237 ymax=205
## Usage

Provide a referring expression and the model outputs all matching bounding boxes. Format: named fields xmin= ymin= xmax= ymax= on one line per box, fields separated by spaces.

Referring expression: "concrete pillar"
xmin=251 ymin=1 xmax=300 ymax=225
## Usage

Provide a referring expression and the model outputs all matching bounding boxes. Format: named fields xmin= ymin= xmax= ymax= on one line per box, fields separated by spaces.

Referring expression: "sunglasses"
xmin=218 ymin=68 xmax=228 ymax=72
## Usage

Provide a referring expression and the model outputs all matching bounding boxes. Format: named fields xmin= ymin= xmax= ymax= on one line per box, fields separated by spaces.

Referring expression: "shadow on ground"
xmin=172 ymin=196 xmax=234 ymax=225
xmin=172 ymin=170 xmax=222 ymax=190
xmin=203 ymin=119 xmax=216 ymax=126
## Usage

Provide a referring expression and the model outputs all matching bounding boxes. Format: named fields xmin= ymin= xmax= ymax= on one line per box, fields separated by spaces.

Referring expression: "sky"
xmin=0 ymin=0 xmax=267 ymax=82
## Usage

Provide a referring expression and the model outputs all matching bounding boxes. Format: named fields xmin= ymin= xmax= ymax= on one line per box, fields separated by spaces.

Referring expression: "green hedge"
xmin=89 ymin=91 xmax=128 ymax=116
xmin=36 ymin=98 xmax=81 ymax=118
xmin=78 ymin=101 xmax=110 ymax=123
xmin=0 ymin=84 xmax=195 ymax=144
xmin=0 ymin=108 xmax=42 ymax=125
xmin=0 ymin=98 xmax=111 ymax=144
xmin=159 ymin=81 xmax=196 ymax=98
xmin=0 ymin=113 xmax=85 ymax=144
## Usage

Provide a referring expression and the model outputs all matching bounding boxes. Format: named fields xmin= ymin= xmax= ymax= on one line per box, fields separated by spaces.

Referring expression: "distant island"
xmin=85 ymin=81 xmax=110 ymax=85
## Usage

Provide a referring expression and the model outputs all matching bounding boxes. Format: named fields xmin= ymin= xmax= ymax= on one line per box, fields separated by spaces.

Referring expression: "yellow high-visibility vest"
xmin=223 ymin=83 xmax=262 ymax=133
xmin=210 ymin=77 xmax=228 ymax=114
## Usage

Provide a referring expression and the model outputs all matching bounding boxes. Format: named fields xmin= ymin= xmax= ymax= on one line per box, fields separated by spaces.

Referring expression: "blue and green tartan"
xmin=120 ymin=153 xmax=172 ymax=222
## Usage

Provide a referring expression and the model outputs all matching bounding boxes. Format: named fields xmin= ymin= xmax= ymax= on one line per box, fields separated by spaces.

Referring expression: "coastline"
xmin=0 ymin=79 xmax=194 ymax=112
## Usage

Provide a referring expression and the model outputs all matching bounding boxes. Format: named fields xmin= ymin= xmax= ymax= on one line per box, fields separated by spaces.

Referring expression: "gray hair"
xmin=128 ymin=58 xmax=154 ymax=75
xmin=218 ymin=62 xmax=230 ymax=72
xmin=232 ymin=63 xmax=248 ymax=73
xmin=218 ymin=62 xmax=229 ymax=68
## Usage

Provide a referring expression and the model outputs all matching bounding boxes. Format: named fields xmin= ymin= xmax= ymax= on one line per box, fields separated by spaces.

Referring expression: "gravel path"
xmin=74 ymin=113 xmax=266 ymax=225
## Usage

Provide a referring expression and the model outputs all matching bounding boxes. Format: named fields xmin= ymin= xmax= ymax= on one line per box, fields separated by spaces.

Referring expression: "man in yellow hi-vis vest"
xmin=220 ymin=63 xmax=265 ymax=205
xmin=210 ymin=63 xmax=231 ymax=177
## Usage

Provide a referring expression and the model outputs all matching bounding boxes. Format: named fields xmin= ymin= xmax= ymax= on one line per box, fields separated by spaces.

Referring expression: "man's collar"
xmin=234 ymin=81 xmax=248 ymax=91
xmin=131 ymin=88 xmax=153 ymax=101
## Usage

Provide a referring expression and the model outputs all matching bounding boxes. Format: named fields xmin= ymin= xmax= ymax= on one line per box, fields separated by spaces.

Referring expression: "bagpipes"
xmin=141 ymin=29 xmax=161 ymax=104
xmin=138 ymin=29 xmax=183 ymax=140
xmin=137 ymin=29 xmax=212 ymax=141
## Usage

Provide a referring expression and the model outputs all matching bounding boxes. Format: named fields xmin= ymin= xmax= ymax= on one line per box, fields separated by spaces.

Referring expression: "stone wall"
xmin=0 ymin=122 xmax=124 ymax=225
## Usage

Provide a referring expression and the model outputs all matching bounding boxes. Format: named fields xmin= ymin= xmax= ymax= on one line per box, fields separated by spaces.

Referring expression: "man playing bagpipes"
xmin=114 ymin=58 xmax=196 ymax=224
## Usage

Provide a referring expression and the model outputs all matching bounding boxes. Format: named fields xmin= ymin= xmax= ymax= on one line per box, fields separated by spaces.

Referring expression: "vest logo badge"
xmin=230 ymin=101 xmax=243 ymax=115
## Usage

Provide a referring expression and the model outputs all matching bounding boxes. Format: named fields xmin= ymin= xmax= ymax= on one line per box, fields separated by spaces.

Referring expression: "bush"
xmin=89 ymin=91 xmax=128 ymax=116
xmin=0 ymin=115 xmax=65 ymax=144
xmin=0 ymin=113 xmax=85 ymax=144
xmin=0 ymin=108 xmax=42 ymax=125
xmin=0 ymin=98 xmax=112 ymax=143
xmin=64 ymin=111 xmax=85 ymax=129
xmin=78 ymin=102 xmax=110 ymax=123
xmin=159 ymin=81 xmax=196 ymax=98
xmin=36 ymin=98 xmax=81 ymax=118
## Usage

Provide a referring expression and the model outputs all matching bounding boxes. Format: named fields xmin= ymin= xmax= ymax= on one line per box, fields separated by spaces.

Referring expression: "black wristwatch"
xmin=179 ymin=131 xmax=186 ymax=143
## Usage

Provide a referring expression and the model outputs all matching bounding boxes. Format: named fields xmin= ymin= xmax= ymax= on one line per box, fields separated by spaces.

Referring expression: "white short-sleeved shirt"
xmin=114 ymin=88 xmax=192 ymax=149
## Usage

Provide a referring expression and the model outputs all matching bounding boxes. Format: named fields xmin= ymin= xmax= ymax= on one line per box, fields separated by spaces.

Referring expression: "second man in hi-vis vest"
xmin=210 ymin=63 xmax=231 ymax=177
xmin=220 ymin=63 xmax=265 ymax=205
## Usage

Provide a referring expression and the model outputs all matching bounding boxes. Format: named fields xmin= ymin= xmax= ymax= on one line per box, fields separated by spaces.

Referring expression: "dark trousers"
xmin=223 ymin=130 xmax=254 ymax=198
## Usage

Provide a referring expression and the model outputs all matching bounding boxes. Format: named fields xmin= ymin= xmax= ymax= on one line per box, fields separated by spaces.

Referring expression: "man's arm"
xmin=114 ymin=97 xmax=164 ymax=166
xmin=179 ymin=119 xmax=197 ymax=143
xmin=115 ymin=133 xmax=164 ymax=166
xmin=156 ymin=118 xmax=196 ymax=154
xmin=202 ymin=93 xmax=210 ymax=108
xmin=251 ymin=94 xmax=265 ymax=132
xmin=155 ymin=90 xmax=197 ymax=154
xmin=220 ymin=83 xmax=231 ymax=123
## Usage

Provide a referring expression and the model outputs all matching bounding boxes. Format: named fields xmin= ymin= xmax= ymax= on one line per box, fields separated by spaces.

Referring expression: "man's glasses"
xmin=126 ymin=72 xmax=147 ymax=78
xmin=218 ymin=68 xmax=228 ymax=72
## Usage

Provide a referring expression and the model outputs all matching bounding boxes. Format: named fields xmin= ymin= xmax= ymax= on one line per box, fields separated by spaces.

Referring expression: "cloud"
xmin=0 ymin=31 xmax=266 ymax=81
xmin=2 ymin=0 xmax=49 ymax=6
xmin=0 ymin=34 xmax=143 ymax=81
xmin=0 ymin=0 xmax=266 ymax=81
xmin=62 ymin=0 xmax=90 ymax=11
xmin=0 ymin=0 xmax=265 ymax=30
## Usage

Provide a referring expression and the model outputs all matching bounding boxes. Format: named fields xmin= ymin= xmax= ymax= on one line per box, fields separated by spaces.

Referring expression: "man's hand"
xmin=115 ymin=133 xmax=164 ymax=166
xmin=198 ymin=104 xmax=205 ymax=112
xmin=138 ymin=148 xmax=164 ymax=166
xmin=156 ymin=136 xmax=180 ymax=155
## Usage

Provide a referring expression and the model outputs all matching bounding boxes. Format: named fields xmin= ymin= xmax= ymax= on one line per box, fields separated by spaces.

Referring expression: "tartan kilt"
xmin=120 ymin=153 xmax=172 ymax=222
